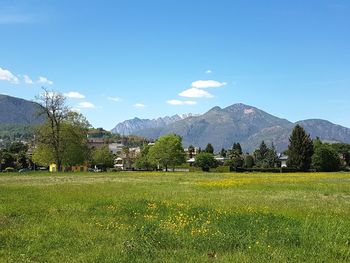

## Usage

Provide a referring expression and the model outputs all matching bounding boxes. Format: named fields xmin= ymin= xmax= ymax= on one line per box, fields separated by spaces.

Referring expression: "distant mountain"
xmin=0 ymin=94 xmax=45 ymax=125
xmin=111 ymin=103 xmax=350 ymax=152
xmin=111 ymin=114 xmax=196 ymax=135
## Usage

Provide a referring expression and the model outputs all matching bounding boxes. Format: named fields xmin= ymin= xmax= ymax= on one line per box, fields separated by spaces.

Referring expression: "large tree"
xmin=253 ymin=141 xmax=269 ymax=167
xmin=34 ymin=91 xmax=90 ymax=170
xmin=287 ymin=125 xmax=314 ymax=171
xmin=148 ymin=134 xmax=186 ymax=171
xmin=91 ymin=145 xmax=114 ymax=170
xmin=312 ymin=142 xmax=341 ymax=172
xmin=135 ymin=145 xmax=157 ymax=171
xmin=36 ymin=89 xmax=69 ymax=171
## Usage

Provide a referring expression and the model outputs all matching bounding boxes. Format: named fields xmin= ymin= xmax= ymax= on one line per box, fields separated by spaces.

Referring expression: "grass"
xmin=0 ymin=172 xmax=349 ymax=262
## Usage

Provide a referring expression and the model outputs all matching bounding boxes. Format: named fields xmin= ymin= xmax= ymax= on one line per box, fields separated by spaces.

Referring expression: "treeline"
xmin=135 ymin=125 xmax=350 ymax=172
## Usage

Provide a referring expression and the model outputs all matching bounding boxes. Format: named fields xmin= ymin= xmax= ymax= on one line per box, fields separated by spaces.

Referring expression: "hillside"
xmin=0 ymin=94 xmax=45 ymax=125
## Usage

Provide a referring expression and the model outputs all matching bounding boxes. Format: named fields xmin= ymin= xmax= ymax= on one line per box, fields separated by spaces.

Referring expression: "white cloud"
xmin=64 ymin=91 xmax=85 ymax=99
xmin=77 ymin=101 xmax=95 ymax=109
xmin=191 ymin=80 xmax=226 ymax=89
xmin=134 ymin=103 xmax=146 ymax=108
xmin=167 ymin=100 xmax=197 ymax=105
xmin=23 ymin=75 xmax=34 ymax=84
xmin=179 ymin=88 xmax=214 ymax=98
xmin=205 ymin=70 xmax=212 ymax=74
xmin=38 ymin=76 xmax=53 ymax=85
xmin=0 ymin=67 xmax=19 ymax=83
xmin=108 ymin=96 xmax=121 ymax=102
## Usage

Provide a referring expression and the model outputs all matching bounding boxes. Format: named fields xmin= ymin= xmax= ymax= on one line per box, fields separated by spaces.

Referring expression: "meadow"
xmin=0 ymin=172 xmax=349 ymax=263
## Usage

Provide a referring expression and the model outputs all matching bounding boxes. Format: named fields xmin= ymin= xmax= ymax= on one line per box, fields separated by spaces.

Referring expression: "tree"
xmin=205 ymin=143 xmax=214 ymax=154
xmin=195 ymin=152 xmax=218 ymax=172
xmin=32 ymin=144 xmax=54 ymax=166
xmin=148 ymin=134 xmax=186 ymax=171
xmin=287 ymin=125 xmax=314 ymax=171
xmin=92 ymin=145 xmax=114 ymax=170
xmin=227 ymin=144 xmax=244 ymax=169
xmin=232 ymin=142 xmax=242 ymax=155
xmin=36 ymin=89 xmax=69 ymax=171
xmin=8 ymin=142 xmax=28 ymax=154
xmin=34 ymin=101 xmax=91 ymax=169
xmin=135 ymin=145 xmax=156 ymax=170
xmin=328 ymin=142 xmax=350 ymax=167
xmin=312 ymin=143 xmax=341 ymax=172
xmin=1 ymin=151 xmax=15 ymax=169
xmin=266 ymin=144 xmax=279 ymax=168
xmin=220 ymin=148 xmax=227 ymax=158
xmin=253 ymin=141 xmax=269 ymax=167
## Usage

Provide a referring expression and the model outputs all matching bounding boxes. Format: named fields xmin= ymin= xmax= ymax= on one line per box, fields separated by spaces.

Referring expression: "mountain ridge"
xmin=111 ymin=103 xmax=350 ymax=152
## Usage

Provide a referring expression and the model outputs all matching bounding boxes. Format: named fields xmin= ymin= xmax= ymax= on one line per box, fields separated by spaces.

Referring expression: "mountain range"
xmin=1 ymin=94 xmax=349 ymax=153
xmin=112 ymin=103 xmax=350 ymax=152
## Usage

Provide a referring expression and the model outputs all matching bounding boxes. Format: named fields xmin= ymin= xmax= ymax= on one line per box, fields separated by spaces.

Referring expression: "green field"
xmin=0 ymin=172 xmax=349 ymax=262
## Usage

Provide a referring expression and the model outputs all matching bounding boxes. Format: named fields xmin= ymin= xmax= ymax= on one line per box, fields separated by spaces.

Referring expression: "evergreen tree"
xmin=266 ymin=143 xmax=279 ymax=168
xmin=254 ymin=141 xmax=270 ymax=167
xmin=205 ymin=143 xmax=214 ymax=154
xmin=220 ymin=148 xmax=227 ymax=158
xmin=287 ymin=125 xmax=314 ymax=171
xmin=232 ymin=142 xmax=242 ymax=155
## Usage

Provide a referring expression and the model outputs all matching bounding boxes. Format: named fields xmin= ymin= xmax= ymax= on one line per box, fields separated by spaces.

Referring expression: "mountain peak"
xmin=206 ymin=106 xmax=222 ymax=114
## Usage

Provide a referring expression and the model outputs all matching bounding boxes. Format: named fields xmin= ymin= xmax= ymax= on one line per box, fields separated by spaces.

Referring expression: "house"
xmin=278 ymin=155 xmax=288 ymax=168
xmin=108 ymin=142 xmax=124 ymax=155
xmin=184 ymin=147 xmax=200 ymax=158
xmin=113 ymin=147 xmax=141 ymax=170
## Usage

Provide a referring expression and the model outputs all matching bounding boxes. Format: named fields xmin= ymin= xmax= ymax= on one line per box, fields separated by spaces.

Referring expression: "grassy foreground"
xmin=0 ymin=172 xmax=349 ymax=263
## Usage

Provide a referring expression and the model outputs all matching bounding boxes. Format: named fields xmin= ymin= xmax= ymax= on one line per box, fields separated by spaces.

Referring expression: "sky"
xmin=0 ymin=0 xmax=349 ymax=129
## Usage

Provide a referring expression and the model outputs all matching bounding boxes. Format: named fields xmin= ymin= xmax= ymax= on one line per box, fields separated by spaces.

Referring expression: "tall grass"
xmin=0 ymin=172 xmax=349 ymax=262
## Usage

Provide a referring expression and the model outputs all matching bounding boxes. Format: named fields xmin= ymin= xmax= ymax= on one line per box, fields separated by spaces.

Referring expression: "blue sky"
xmin=0 ymin=0 xmax=349 ymax=129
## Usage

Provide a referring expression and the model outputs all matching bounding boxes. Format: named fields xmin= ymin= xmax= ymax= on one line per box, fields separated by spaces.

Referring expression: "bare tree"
xmin=37 ymin=88 xmax=69 ymax=171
